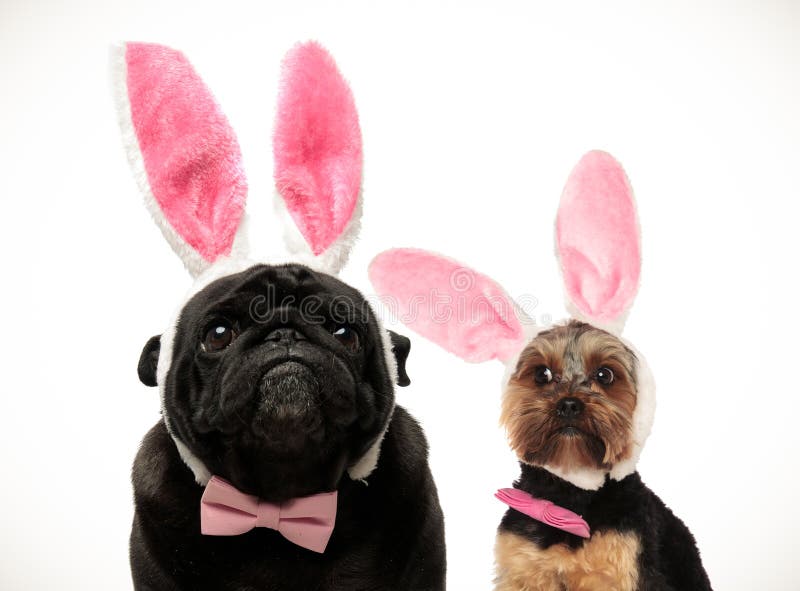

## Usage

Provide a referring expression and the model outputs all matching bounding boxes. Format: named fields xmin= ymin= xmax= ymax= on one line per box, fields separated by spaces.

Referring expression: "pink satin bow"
xmin=495 ymin=488 xmax=591 ymax=539
xmin=200 ymin=476 xmax=338 ymax=553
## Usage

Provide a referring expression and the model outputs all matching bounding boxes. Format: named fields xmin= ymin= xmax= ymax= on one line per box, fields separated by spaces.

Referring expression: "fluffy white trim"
xmin=347 ymin=417 xmax=392 ymax=482
xmin=566 ymin=301 xmax=631 ymax=338
xmin=110 ymin=44 xmax=249 ymax=278
xmin=609 ymin=340 xmax=656 ymax=482
xmin=173 ymin=438 xmax=212 ymax=486
xmin=110 ymin=44 xmax=207 ymax=278
xmin=377 ymin=319 xmax=400 ymax=387
xmin=155 ymin=257 xmax=260 ymax=485
xmin=346 ymin=322 xmax=399 ymax=481
xmin=154 ymin=283 xmax=212 ymax=485
xmin=499 ymin=317 xmax=542 ymax=385
xmin=543 ymin=463 xmax=606 ymax=491
xmin=273 ymin=188 xmax=363 ymax=276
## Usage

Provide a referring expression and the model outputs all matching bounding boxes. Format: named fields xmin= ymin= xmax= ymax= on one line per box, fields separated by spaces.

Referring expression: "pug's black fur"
xmin=130 ymin=264 xmax=446 ymax=590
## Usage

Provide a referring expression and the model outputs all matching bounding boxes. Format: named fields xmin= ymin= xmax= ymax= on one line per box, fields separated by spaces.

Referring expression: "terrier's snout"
xmin=556 ymin=397 xmax=584 ymax=419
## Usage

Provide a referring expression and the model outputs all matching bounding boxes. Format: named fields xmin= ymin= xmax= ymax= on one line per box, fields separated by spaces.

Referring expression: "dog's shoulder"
xmin=380 ymin=405 xmax=429 ymax=472
xmin=358 ymin=405 xmax=446 ymax=589
xmin=132 ymin=420 xmax=198 ymax=507
xmin=635 ymin=482 xmax=713 ymax=590
xmin=591 ymin=475 xmax=712 ymax=590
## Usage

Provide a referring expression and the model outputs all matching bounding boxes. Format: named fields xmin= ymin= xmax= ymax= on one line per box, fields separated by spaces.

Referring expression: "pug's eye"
xmin=202 ymin=321 xmax=237 ymax=352
xmin=332 ymin=325 xmax=360 ymax=352
xmin=596 ymin=366 xmax=614 ymax=385
xmin=533 ymin=366 xmax=553 ymax=385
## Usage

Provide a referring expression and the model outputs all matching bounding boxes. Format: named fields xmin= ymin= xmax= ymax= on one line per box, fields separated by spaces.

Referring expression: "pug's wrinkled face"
xmin=139 ymin=264 xmax=406 ymax=501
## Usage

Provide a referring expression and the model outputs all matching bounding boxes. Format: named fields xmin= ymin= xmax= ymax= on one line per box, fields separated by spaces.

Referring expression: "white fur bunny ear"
xmin=112 ymin=42 xmax=248 ymax=277
xmin=369 ymin=249 xmax=527 ymax=363
xmin=556 ymin=150 xmax=641 ymax=334
xmin=273 ymin=41 xmax=362 ymax=275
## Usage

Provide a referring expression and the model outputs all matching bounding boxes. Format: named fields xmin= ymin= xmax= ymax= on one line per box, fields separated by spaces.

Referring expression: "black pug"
xmin=131 ymin=264 xmax=446 ymax=590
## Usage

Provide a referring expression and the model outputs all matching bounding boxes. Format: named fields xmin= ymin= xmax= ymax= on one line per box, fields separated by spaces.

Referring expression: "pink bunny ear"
xmin=113 ymin=42 xmax=247 ymax=277
xmin=556 ymin=150 xmax=641 ymax=330
xmin=273 ymin=41 xmax=362 ymax=268
xmin=369 ymin=249 xmax=526 ymax=363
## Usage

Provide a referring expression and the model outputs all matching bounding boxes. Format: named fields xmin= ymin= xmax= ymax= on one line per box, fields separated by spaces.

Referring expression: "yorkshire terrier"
xmin=494 ymin=320 xmax=712 ymax=591
xmin=367 ymin=150 xmax=714 ymax=590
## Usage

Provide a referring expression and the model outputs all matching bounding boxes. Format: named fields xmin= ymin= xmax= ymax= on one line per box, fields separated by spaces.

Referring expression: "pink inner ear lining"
xmin=556 ymin=150 xmax=641 ymax=322
xmin=369 ymin=249 xmax=525 ymax=363
xmin=125 ymin=43 xmax=247 ymax=263
xmin=273 ymin=41 xmax=362 ymax=256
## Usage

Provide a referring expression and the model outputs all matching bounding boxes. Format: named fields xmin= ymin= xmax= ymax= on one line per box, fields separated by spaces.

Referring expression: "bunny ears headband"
xmin=369 ymin=151 xmax=655 ymax=490
xmin=113 ymin=40 xmax=363 ymax=280
xmin=112 ymin=41 xmax=398 ymax=484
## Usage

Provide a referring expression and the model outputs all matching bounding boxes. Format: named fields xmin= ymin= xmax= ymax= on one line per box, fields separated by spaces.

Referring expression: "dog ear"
xmin=387 ymin=331 xmax=411 ymax=387
xmin=273 ymin=41 xmax=362 ymax=275
xmin=369 ymin=249 xmax=527 ymax=364
xmin=112 ymin=42 xmax=248 ymax=277
xmin=556 ymin=150 xmax=641 ymax=334
xmin=137 ymin=335 xmax=161 ymax=387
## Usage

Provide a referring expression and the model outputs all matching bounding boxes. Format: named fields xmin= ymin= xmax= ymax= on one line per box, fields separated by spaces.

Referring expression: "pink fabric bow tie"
xmin=201 ymin=476 xmax=338 ymax=553
xmin=495 ymin=488 xmax=591 ymax=539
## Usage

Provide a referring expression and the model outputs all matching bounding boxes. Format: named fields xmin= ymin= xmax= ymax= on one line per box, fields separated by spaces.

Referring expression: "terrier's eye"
xmin=202 ymin=321 xmax=237 ymax=352
xmin=533 ymin=366 xmax=553 ymax=385
xmin=332 ymin=325 xmax=360 ymax=352
xmin=596 ymin=367 xmax=614 ymax=385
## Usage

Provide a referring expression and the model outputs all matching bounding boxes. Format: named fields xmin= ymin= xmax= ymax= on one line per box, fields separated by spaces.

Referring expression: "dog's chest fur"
xmin=492 ymin=465 xmax=712 ymax=591
xmin=495 ymin=529 xmax=640 ymax=591
xmin=130 ymin=410 xmax=445 ymax=590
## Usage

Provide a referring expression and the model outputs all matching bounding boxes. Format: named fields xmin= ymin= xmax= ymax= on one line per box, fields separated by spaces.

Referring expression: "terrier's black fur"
xmin=500 ymin=465 xmax=711 ymax=590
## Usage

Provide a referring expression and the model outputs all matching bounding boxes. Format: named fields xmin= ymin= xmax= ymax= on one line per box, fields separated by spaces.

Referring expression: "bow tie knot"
xmin=200 ymin=476 xmax=338 ymax=553
xmin=254 ymin=501 xmax=280 ymax=530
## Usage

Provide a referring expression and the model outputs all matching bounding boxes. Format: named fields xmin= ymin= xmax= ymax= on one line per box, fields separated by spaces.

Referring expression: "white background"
xmin=2 ymin=0 xmax=798 ymax=589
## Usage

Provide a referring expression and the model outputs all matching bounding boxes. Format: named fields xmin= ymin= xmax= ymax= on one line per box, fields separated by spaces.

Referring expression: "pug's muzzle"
xmin=197 ymin=322 xmax=359 ymax=455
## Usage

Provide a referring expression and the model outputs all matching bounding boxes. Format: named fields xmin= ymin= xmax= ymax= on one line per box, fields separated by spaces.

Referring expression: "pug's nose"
xmin=264 ymin=327 xmax=306 ymax=343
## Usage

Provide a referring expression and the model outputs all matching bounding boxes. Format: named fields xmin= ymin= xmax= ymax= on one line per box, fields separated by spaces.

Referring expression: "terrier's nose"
xmin=264 ymin=327 xmax=306 ymax=343
xmin=556 ymin=397 xmax=584 ymax=419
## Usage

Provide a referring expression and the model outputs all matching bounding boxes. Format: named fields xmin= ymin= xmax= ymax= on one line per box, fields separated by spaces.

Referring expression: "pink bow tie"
xmin=495 ymin=488 xmax=591 ymax=539
xmin=200 ymin=476 xmax=338 ymax=553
